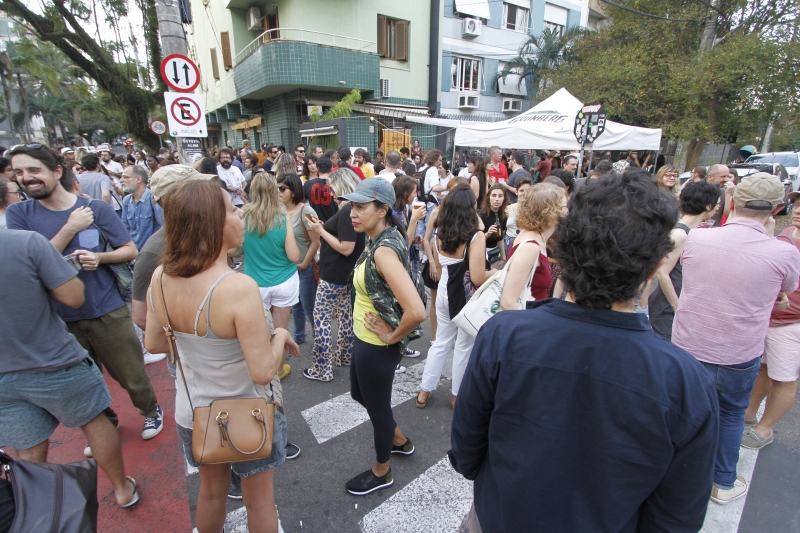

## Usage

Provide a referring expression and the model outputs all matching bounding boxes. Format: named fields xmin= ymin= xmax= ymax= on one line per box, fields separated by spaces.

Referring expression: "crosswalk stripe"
xmin=301 ymin=360 xmax=451 ymax=444
xmin=192 ymin=507 xmax=285 ymax=533
xmin=360 ymin=456 xmax=473 ymax=533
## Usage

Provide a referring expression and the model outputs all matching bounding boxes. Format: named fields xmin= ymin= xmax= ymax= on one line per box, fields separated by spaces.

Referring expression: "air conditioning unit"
xmin=379 ymin=78 xmax=391 ymax=98
xmin=462 ymin=18 xmax=482 ymax=37
xmin=502 ymin=98 xmax=522 ymax=112
xmin=458 ymin=93 xmax=479 ymax=109
xmin=246 ymin=7 xmax=261 ymax=31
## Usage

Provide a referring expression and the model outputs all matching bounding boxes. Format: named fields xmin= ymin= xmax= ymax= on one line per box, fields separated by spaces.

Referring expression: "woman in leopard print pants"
xmin=310 ymin=280 xmax=354 ymax=380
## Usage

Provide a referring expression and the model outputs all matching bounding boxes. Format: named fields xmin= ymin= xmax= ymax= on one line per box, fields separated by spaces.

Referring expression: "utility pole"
xmin=155 ymin=0 xmax=192 ymax=164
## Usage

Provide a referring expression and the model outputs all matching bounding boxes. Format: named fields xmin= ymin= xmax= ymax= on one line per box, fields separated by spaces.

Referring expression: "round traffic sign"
xmin=160 ymin=54 xmax=201 ymax=92
xmin=149 ymin=120 xmax=167 ymax=136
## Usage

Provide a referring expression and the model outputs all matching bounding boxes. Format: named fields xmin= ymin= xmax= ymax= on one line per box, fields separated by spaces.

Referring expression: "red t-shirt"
xmin=538 ymin=159 xmax=552 ymax=179
xmin=508 ymin=240 xmax=552 ymax=301
xmin=771 ymin=227 xmax=800 ymax=326
xmin=488 ymin=163 xmax=508 ymax=184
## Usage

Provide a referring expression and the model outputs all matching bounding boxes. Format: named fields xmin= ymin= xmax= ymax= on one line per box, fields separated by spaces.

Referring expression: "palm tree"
xmin=495 ymin=26 xmax=587 ymax=99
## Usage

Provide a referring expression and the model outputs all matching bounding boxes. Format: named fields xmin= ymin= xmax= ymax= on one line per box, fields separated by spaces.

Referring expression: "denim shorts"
xmin=177 ymin=407 xmax=287 ymax=477
xmin=0 ymin=359 xmax=112 ymax=450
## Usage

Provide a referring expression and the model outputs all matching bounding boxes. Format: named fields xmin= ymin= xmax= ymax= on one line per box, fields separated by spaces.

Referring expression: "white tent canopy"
xmin=453 ymin=88 xmax=662 ymax=151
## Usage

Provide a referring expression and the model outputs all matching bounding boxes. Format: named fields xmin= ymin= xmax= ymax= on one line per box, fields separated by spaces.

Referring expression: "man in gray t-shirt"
xmin=78 ymin=153 xmax=113 ymax=204
xmin=0 ymin=230 xmax=138 ymax=507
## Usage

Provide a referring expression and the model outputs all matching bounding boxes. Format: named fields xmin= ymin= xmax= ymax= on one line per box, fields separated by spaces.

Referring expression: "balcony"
xmin=233 ymin=28 xmax=380 ymax=100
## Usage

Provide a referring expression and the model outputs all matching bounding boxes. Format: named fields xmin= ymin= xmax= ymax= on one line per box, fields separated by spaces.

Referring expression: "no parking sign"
xmin=164 ymin=92 xmax=207 ymax=138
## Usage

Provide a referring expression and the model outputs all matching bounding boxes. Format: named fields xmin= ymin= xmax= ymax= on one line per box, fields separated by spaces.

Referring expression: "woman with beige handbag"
xmin=144 ymin=180 xmax=299 ymax=533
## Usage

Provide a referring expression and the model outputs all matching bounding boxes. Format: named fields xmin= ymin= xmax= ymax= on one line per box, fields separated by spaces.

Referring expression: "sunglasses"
xmin=271 ymin=151 xmax=278 ymax=155
xmin=297 ymin=149 xmax=305 ymax=153
xmin=277 ymin=185 xmax=290 ymax=192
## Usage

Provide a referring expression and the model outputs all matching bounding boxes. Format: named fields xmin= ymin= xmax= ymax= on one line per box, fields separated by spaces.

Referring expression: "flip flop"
xmin=416 ymin=391 xmax=431 ymax=409
xmin=119 ymin=476 xmax=140 ymax=509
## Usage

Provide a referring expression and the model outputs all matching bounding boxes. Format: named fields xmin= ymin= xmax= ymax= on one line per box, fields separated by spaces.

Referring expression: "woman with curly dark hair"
xmin=416 ymin=185 xmax=495 ymax=409
xmin=301 ymin=154 xmax=318 ymax=183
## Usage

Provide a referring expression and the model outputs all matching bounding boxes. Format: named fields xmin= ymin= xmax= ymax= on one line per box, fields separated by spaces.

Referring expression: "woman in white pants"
xmin=416 ymin=184 xmax=495 ymax=409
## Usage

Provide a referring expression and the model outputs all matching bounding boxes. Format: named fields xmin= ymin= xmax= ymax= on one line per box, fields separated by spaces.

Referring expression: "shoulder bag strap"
xmin=300 ymin=207 xmax=312 ymax=248
xmin=156 ymin=271 xmax=194 ymax=414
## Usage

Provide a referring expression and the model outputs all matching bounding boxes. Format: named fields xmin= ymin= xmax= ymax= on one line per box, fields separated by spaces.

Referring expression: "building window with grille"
xmin=543 ymin=3 xmax=568 ymax=36
xmin=451 ymin=56 xmax=482 ymax=93
xmin=377 ymin=15 xmax=409 ymax=61
xmin=503 ymin=3 xmax=530 ymax=32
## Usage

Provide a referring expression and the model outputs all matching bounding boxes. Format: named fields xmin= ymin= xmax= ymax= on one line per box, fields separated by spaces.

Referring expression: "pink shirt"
xmin=672 ymin=217 xmax=800 ymax=365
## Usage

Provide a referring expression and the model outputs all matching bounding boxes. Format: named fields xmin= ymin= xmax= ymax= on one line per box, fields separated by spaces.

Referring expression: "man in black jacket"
xmin=450 ymin=173 xmax=719 ymax=533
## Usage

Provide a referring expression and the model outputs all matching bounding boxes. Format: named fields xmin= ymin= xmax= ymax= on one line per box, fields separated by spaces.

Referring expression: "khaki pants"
xmin=67 ymin=305 xmax=159 ymax=419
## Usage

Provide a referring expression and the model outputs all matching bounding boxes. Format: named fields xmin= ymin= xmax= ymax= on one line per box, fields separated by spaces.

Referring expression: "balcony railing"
xmin=233 ymin=28 xmax=377 ymax=67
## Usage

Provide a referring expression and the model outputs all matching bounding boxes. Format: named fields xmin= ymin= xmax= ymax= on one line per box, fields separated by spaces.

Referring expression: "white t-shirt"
xmin=102 ymin=160 xmax=124 ymax=177
xmin=217 ymin=164 xmax=246 ymax=206
xmin=379 ymin=168 xmax=405 ymax=178
xmin=458 ymin=168 xmax=472 ymax=179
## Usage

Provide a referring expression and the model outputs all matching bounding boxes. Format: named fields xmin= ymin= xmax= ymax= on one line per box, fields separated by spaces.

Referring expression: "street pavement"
xmin=43 ymin=215 xmax=800 ymax=533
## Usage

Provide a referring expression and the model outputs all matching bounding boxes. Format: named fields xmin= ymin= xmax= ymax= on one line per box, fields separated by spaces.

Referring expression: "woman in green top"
xmin=340 ymin=177 xmax=426 ymax=497
xmin=243 ymin=173 xmax=300 ymax=378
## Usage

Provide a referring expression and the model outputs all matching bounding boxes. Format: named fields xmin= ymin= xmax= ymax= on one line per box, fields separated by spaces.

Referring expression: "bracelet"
xmin=384 ymin=333 xmax=392 ymax=344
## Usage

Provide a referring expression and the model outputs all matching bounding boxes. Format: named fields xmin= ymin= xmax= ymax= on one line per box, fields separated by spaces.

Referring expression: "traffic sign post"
xmin=160 ymin=54 xmax=201 ymax=93
xmin=573 ymin=102 xmax=607 ymax=178
xmin=164 ymin=92 xmax=207 ymax=138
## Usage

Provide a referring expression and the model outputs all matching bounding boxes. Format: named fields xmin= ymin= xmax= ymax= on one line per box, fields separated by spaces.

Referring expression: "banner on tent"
xmin=574 ymin=102 xmax=606 ymax=144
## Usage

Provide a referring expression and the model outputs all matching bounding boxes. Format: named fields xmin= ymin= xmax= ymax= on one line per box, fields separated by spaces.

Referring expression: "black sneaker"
xmin=391 ymin=439 xmax=415 ymax=455
xmin=228 ymin=471 xmax=242 ymax=499
xmin=285 ymin=442 xmax=301 ymax=460
xmin=346 ymin=468 xmax=394 ymax=496
xmin=402 ymin=347 xmax=421 ymax=358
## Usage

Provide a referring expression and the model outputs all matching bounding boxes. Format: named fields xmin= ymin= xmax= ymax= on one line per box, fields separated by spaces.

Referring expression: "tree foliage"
xmin=0 ymin=0 xmax=164 ymax=151
xmin=549 ymin=0 xmax=800 ymax=148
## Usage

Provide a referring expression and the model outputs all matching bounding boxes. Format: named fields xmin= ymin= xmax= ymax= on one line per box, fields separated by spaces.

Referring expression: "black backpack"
xmin=414 ymin=166 xmax=439 ymax=205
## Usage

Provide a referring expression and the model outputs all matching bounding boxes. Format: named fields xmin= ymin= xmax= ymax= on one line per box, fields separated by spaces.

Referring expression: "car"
xmin=745 ymin=152 xmax=800 ymax=191
xmin=731 ymin=162 xmax=792 ymax=215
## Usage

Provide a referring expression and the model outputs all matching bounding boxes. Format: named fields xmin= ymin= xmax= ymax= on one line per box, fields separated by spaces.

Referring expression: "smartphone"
xmin=64 ymin=253 xmax=82 ymax=272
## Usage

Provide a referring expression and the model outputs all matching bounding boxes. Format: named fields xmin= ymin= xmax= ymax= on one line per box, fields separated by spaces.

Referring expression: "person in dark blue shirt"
xmin=450 ymin=172 xmax=719 ymax=533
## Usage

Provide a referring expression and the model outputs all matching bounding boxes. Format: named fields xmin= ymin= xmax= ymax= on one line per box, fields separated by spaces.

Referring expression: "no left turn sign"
xmin=164 ymin=92 xmax=207 ymax=138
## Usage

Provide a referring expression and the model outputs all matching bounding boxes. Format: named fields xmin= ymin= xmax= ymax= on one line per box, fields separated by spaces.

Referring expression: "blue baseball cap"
xmin=339 ymin=177 xmax=396 ymax=205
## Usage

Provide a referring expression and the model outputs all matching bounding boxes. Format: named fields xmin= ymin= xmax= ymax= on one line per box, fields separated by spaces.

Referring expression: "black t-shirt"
xmin=262 ymin=159 xmax=274 ymax=172
xmin=479 ymin=210 xmax=506 ymax=250
xmin=318 ymin=204 xmax=365 ymax=285
xmin=303 ymin=177 xmax=338 ymax=223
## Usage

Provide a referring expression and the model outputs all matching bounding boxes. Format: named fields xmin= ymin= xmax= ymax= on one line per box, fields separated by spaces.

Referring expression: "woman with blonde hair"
xmin=655 ymin=164 xmax=679 ymax=196
xmin=500 ymin=183 xmax=567 ymax=310
xmin=242 ymin=173 xmax=300 ymax=378
xmin=304 ymin=168 xmax=364 ymax=381
xmin=273 ymin=152 xmax=298 ymax=177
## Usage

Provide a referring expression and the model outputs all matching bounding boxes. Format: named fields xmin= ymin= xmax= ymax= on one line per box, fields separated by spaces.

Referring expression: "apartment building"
xmin=441 ymin=0 xmax=589 ymax=120
xmin=186 ymin=0 xmax=441 ymax=154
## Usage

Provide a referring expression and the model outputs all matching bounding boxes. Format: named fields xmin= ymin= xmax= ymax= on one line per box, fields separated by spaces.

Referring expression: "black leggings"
xmin=350 ymin=337 xmax=404 ymax=464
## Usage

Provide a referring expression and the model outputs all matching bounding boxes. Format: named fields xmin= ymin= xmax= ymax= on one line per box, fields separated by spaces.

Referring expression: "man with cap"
xmin=60 ymin=146 xmax=75 ymax=161
xmin=673 ymin=172 xmax=800 ymax=505
xmin=303 ymin=155 xmax=338 ymax=223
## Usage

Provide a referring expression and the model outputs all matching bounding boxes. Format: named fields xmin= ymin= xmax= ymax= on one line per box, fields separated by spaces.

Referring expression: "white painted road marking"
xmin=360 ymin=457 xmax=473 ymax=533
xmin=193 ymin=507 xmax=285 ymax=533
xmin=302 ymin=358 xmax=452 ymax=444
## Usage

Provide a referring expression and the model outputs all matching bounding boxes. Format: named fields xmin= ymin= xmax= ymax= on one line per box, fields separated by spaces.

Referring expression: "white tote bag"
xmin=452 ymin=250 xmax=537 ymax=337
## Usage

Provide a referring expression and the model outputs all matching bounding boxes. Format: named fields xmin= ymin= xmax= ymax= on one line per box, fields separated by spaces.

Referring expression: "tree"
xmin=0 ymin=0 xmax=165 ymax=151
xmin=495 ymin=26 xmax=586 ymax=99
xmin=549 ymin=0 xmax=800 ymax=169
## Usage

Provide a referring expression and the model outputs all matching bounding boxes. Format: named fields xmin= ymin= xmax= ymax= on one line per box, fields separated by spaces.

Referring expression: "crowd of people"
xmin=1 ymin=137 xmax=798 ymax=533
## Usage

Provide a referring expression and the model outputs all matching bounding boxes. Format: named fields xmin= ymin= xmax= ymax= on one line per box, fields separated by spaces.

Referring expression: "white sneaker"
xmin=401 ymin=347 xmax=421 ymax=358
xmin=395 ymin=364 xmax=406 ymax=374
xmin=710 ymin=475 xmax=748 ymax=505
xmin=144 ymin=352 xmax=166 ymax=365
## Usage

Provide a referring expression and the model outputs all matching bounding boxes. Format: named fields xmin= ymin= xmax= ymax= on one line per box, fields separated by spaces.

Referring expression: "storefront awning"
xmin=231 ymin=117 xmax=262 ymax=130
xmin=300 ymin=126 xmax=338 ymax=138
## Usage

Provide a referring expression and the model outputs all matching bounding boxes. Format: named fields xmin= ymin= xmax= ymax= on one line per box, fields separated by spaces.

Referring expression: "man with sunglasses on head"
xmin=6 ymin=145 xmax=164 ymax=457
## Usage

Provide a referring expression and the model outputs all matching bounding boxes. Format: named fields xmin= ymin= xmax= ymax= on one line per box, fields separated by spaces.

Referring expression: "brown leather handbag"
xmin=155 ymin=272 xmax=274 ymax=464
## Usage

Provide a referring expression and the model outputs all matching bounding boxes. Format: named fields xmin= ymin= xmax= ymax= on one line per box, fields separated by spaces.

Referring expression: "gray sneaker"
xmin=741 ymin=427 xmax=773 ymax=450
xmin=744 ymin=417 xmax=757 ymax=429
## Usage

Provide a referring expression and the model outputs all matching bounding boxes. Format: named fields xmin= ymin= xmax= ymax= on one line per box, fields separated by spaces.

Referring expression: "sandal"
xmin=118 ymin=476 xmax=140 ymax=509
xmin=416 ymin=391 xmax=431 ymax=409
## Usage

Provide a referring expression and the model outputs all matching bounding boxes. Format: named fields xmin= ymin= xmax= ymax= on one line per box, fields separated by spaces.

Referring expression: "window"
xmin=220 ymin=31 xmax=232 ymax=71
xmin=262 ymin=9 xmax=280 ymax=41
xmin=210 ymin=48 xmax=220 ymax=80
xmin=451 ymin=56 xmax=482 ymax=93
xmin=377 ymin=15 xmax=409 ymax=61
xmin=503 ymin=3 xmax=529 ymax=32
xmin=543 ymin=3 xmax=568 ymax=36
